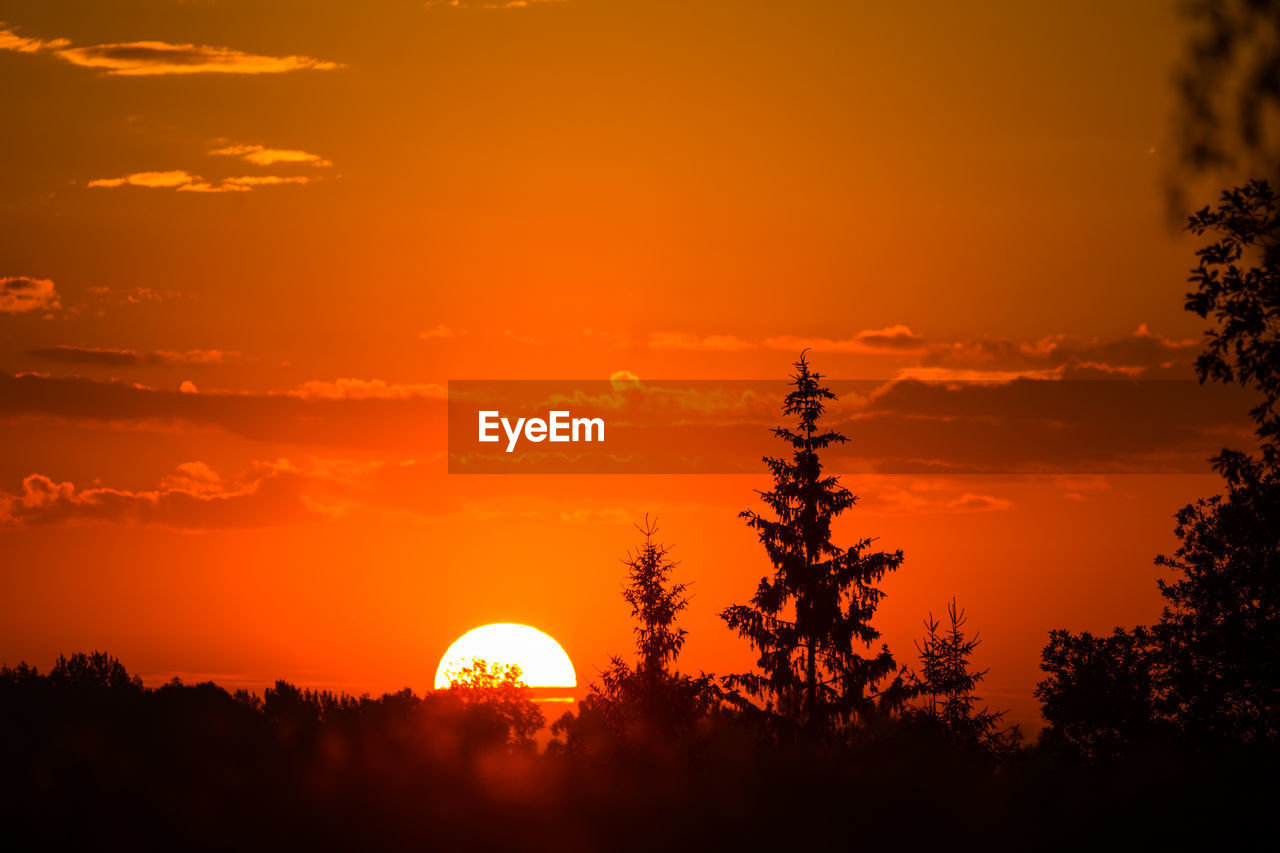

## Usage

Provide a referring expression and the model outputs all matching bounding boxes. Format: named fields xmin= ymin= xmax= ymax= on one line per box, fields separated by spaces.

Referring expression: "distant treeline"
xmin=1 ymin=651 xmax=1275 ymax=851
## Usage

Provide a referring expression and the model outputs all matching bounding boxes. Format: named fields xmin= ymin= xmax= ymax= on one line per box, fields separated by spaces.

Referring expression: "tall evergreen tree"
xmin=721 ymin=352 xmax=903 ymax=735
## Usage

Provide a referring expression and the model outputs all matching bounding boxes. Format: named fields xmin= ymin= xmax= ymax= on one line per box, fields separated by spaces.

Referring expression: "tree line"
xmin=2 ymin=182 xmax=1277 ymax=848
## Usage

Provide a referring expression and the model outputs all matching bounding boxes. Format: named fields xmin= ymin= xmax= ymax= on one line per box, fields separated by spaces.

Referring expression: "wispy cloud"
xmin=88 ymin=170 xmax=195 ymax=189
xmin=425 ymin=0 xmax=565 ymax=9
xmin=26 ymin=345 xmax=235 ymax=367
xmin=284 ymin=378 xmax=447 ymax=400
xmin=0 ymin=463 xmax=317 ymax=529
xmin=88 ymin=141 xmax=334 ymax=194
xmin=639 ymin=324 xmax=1199 ymax=380
xmin=914 ymin=324 xmax=1201 ymax=380
xmin=0 ymin=25 xmax=341 ymax=76
xmin=0 ymin=276 xmax=60 ymax=314
xmin=763 ymin=325 xmax=928 ymax=355
xmin=88 ymin=170 xmax=316 ymax=193
xmin=0 ymin=25 xmax=68 ymax=53
xmin=862 ymin=480 xmax=1014 ymax=515
xmin=647 ymin=332 xmax=757 ymax=352
xmin=210 ymin=143 xmax=333 ymax=168
xmin=419 ymin=324 xmax=460 ymax=340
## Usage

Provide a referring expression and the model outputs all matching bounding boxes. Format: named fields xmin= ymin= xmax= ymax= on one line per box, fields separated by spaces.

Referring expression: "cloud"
xmin=26 ymin=345 xmax=235 ymax=367
xmin=0 ymin=369 xmax=1251 ymax=475
xmin=55 ymin=42 xmax=339 ymax=75
xmin=419 ymin=324 xmax=459 ymax=340
xmin=285 ymin=379 xmax=447 ymax=400
xmin=85 ymin=285 xmax=181 ymax=305
xmin=634 ymin=324 xmax=1195 ymax=379
xmin=827 ymin=376 xmax=1253 ymax=474
xmin=647 ymin=332 xmax=757 ymax=352
xmin=946 ymin=493 xmax=1013 ymax=512
xmin=185 ymin=175 xmax=315 ymax=192
xmin=763 ymin=325 xmax=928 ymax=355
xmin=210 ymin=143 xmax=332 ymax=167
xmin=88 ymin=170 xmax=193 ymax=189
xmin=425 ymin=0 xmax=564 ymax=8
xmin=87 ymin=140 xmax=332 ymax=195
xmin=0 ymin=24 xmax=343 ymax=76
xmin=0 ymin=463 xmax=317 ymax=530
xmin=0 ymin=277 xmax=60 ymax=314
xmin=0 ymin=373 xmax=448 ymax=452
xmin=557 ymin=508 xmax=633 ymax=524
xmin=917 ymin=325 xmax=1201 ymax=379
xmin=88 ymin=171 xmax=316 ymax=193
xmin=2 ymin=24 xmax=339 ymax=75
xmin=865 ymin=481 xmax=1014 ymax=514
xmin=0 ymin=25 xmax=69 ymax=53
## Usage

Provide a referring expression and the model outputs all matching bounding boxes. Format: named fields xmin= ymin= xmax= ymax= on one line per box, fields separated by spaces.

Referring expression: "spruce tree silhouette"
xmin=909 ymin=599 xmax=1019 ymax=755
xmin=552 ymin=517 xmax=717 ymax=751
xmin=721 ymin=352 xmax=903 ymax=736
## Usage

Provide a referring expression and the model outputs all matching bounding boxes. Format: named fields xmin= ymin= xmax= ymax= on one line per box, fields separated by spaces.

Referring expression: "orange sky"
xmin=0 ymin=0 xmax=1227 ymax=730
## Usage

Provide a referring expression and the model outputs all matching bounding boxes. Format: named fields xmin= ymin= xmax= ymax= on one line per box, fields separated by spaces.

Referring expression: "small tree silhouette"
xmin=909 ymin=600 xmax=1019 ymax=755
xmin=623 ymin=514 xmax=691 ymax=681
xmin=721 ymin=352 xmax=903 ymax=735
xmin=554 ymin=517 xmax=717 ymax=751
xmin=48 ymin=652 xmax=141 ymax=692
xmin=447 ymin=659 xmax=545 ymax=748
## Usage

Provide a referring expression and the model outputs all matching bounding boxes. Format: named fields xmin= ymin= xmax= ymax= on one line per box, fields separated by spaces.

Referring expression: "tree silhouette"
xmin=1153 ymin=180 xmax=1280 ymax=743
xmin=1038 ymin=180 xmax=1280 ymax=753
xmin=48 ymin=651 xmax=142 ymax=692
xmin=553 ymin=517 xmax=717 ymax=750
xmin=721 ymin=352 xmax=903 ymax=735
xmin=1185 ymin=179 xmax=1280 ymax=477
xmin=909 ymin=599 xmax=1018 ymax=755
xmin=446 ymin=659 xmax=545 ymax=748
xmin=1035 ymin=628 xmax=1162 ymax=761
xmin=620 ymin=514 xmax=691 ymax=681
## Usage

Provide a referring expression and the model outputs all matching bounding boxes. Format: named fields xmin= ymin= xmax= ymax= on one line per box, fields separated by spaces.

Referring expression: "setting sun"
xmin=433 ymin=623 xmax=577 ymax=690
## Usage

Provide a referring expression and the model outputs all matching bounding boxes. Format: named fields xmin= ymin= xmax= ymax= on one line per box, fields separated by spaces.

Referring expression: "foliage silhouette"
xmin=4 ymin=650 xmax=1274 ymax=849
xmin=1036 ymin=628 xmax=1164 ymax=761
xmin=720 ymin=352 xmax=904 ymax=736
xmin=1174 ymin=0 xmax=1280 ymax=200
xmin=906 ymin=599 xmax=1020 ymax=756
xmin=1038 ymin=179 xmax=1280 ymax=756
xmin=552 ymin=517 xmax=719 ymax=754
xmin=446 ymin=659 xmax=545 ymax=748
